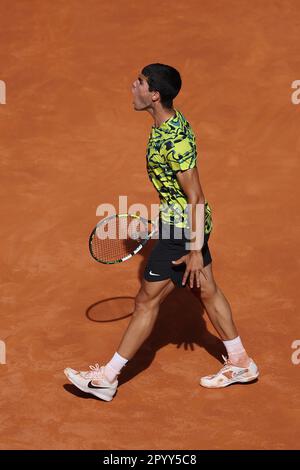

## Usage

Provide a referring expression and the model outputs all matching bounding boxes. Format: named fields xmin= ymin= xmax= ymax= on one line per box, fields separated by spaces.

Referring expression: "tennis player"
xmin=64 ymin=64 xmax=259 ymax=401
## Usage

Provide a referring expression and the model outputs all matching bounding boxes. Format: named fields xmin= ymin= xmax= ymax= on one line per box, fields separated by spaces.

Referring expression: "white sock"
xmin=104 ymin=352 xmax=128 ymax=382
xmin=223 ymin=336 xmax=249 ymax=365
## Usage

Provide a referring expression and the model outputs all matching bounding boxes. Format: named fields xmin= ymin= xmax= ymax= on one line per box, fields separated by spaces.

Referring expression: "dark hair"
xmin=141 ymin=63 xmax=182 ymax=109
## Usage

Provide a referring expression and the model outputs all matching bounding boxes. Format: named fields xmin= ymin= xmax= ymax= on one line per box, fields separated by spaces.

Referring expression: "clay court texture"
xmin=1 ymin=0 xmax=300 ymax=450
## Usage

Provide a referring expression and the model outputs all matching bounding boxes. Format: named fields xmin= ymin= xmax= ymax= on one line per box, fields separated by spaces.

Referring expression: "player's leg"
xmin=88 ymin=278 xmax=175 ymax=385
xmin=116 ymin=277 xmax=175 ymax=360
xmin=190 ymin=262 xmax=239 ymax=341
xmin=189 ymin=262 xmax=259 ymax=388
xmin=64 ymin=277 xmax=175 ymax=400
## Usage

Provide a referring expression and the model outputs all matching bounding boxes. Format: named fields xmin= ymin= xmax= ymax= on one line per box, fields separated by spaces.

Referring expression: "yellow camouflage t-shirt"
xmin=146 ymin=109 xmax=213 ymax=233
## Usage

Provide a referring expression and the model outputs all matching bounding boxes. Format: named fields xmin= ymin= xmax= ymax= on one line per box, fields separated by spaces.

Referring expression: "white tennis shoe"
xmin=200 ymin=355 xmax=259 ymax=388
xmin=64 ymin=363 xmax=118 ymax=401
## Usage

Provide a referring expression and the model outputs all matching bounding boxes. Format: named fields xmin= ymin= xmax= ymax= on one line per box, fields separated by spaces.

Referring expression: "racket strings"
xmin=90 ymin=216 xmax=151 ymax=263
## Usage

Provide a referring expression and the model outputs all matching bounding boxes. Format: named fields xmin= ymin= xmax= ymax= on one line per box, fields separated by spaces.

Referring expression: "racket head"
xmin=89 ymin=213 xmax=158 ymax=264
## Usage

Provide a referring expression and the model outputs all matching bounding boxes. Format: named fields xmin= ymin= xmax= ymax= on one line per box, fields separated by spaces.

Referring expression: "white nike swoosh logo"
xmin=149 ymin=270 xmax=160 ymax=276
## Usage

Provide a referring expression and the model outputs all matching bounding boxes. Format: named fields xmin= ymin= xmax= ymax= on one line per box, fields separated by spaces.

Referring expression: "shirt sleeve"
xmin=164 ymin=134 xmax=197 ymax=173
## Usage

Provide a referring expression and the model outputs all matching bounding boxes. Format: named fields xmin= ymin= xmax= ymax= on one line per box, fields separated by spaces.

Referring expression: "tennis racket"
xmin=89 ymin=213 xmax=159 ymax=264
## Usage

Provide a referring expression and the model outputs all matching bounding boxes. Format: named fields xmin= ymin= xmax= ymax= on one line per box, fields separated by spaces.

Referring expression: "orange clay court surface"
xmin=1 ymin=0 xmax=300 ymax=450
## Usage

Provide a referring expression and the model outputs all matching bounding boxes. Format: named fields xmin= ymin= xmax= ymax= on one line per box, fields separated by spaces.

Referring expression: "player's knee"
xmin=132 ymin=301 xmax=159 ymax=324
xmin=134 ymin=291 xmax=159 ymax=315
xmin=200 ymin=280 xmax=218 ymax=301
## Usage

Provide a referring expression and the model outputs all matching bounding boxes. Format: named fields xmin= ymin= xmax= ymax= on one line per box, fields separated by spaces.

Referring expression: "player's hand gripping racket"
xmin=89 ymin=213 xmax=159 ymax=264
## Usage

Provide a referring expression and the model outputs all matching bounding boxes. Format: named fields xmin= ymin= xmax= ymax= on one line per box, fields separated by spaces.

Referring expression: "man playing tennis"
xmin=64 ymin=63 xmax=259 ymax=401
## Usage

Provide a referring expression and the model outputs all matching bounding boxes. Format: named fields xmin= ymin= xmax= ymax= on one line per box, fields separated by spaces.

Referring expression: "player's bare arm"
xmin=172 ymin=167 xmax=207 ymax=288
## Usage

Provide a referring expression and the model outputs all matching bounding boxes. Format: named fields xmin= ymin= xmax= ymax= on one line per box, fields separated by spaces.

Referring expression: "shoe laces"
xmin=83 ymin=363 xmax=104 ymax=380
xmin=213 ymin=355 xmax=233 ymax=376
xmin=205 ymin=356 xmax=229 ymax=380
xmin=219 ymin=355 xmax=250 ymax=373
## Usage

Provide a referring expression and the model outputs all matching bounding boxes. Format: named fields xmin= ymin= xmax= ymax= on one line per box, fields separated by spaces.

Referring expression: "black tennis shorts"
xmin=144 ymin=219 xmax=212 ymax=287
